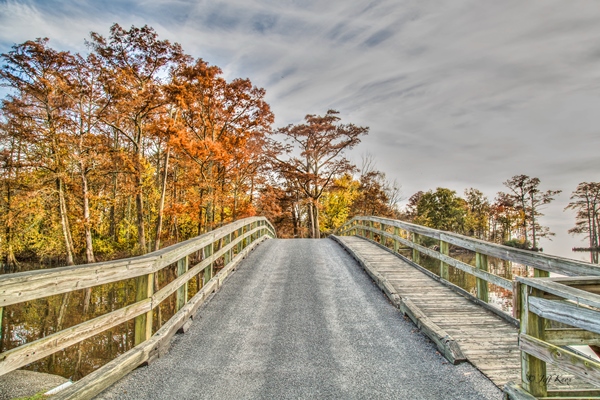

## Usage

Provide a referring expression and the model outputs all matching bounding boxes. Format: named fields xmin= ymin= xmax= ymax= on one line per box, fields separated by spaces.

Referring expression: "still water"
xmin=1 ymin=256 xmax=214 ymax=381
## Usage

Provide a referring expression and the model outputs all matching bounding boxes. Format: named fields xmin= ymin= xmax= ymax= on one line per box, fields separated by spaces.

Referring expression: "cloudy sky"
xmin=1 ymin=0 xmax=599 ymax=259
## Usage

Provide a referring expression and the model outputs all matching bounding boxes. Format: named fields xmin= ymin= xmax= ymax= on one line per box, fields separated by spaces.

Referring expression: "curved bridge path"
xmin=97 ymin=239 xmax=500 ymax=399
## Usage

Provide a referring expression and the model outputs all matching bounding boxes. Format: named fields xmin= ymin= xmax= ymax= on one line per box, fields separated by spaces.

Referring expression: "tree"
xmin=320 ymin=174 xmax=359 ymax=232
xmin=500 ymin=175 xmax=561 ymax=250
xmin=88 ymin=24 xmax=186 ymax=254
xmin=0 ymin=38 xmax=78 ymax=264
xmin=350 ymin=154 xmax=400 ymax=218
xmin=275 ymin=110 xmax=368 ymax=238
xmin=402 ymin=191 xmax=424 ymax=222
xmin=565 ymin=182 xmax=600 ymax=263
xmin=414 ymin=188 xmax=467 ymax=232
xmin=168 ymin=57 xmax=273 ymax=233
xmin=464 ymin=188 xmax=490 ymax=239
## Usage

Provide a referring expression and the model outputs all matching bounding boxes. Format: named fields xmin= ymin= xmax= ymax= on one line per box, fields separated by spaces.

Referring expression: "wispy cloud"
xmin=1 ymin=0 xmax=600 ymax=257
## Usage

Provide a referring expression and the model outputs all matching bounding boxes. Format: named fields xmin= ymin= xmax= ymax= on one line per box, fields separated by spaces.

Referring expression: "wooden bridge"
xmin=1 ymin=216 xmax=599 ymax=399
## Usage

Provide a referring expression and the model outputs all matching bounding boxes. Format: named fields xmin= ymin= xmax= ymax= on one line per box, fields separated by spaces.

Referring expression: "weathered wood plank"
xmin=519 ymin=333 xmax=600 ymax=387
xmin=176 ymin=256 xmax=189 ymax=311
xmin=0 ymin=217 xmax=276 ymax=307
xmin=545 ymin=328 xmax=600 ymax=346
xmin=517 ymin=277 xmax=600 ymax=310
xmin=51 ymin=234 xmax=269 ymax=399
xmin=0 ymin=298 xmax=151 ymax=375
xmin=338 ymin=216 xmax=600 ymax=277
xmin=520 ymin=283 xmax=547 ymax=397
xmin=134 ymin=273 xmax=154 ymax=346
xmin=528 ymin=296 xmax=600 ymax=335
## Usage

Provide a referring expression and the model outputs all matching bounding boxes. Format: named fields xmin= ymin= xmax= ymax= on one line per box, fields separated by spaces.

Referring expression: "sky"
xmin=1 ymin=0 xmax=600 ymax=259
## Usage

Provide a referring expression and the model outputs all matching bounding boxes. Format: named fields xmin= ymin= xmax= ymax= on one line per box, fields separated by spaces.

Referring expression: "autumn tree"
xmin=0 ymin=24 xmax=276 ymax=269
xmin=0 ymin=38 xmax=79 ymax=264
xmin=275 ymin=110 xmax=368 ymax=238
xmin=350 ymin=154 xmax=401 ymax=218
xmin=168 ymin=58 xmax=273 ymax=233
xmin=464 ymin=188 xmax=490 ymax=239
xmin=402 ymin=191 xmax=424 ymax=222
xmin=488 ymin=196 xmax=521 ymax=245
xmin=500 ymin=175 xmax=561 ymax=250
xmin=565 ymin=182 xmax=600 ymax=263
xmin=88 ymin=24 xmax=186 ymax=254
xmin=320 ymin=174 xmax=360 ymax=232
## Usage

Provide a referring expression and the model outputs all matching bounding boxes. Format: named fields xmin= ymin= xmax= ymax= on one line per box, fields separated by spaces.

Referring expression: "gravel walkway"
xmin=97 ymin=238 xmax=501 ymax=399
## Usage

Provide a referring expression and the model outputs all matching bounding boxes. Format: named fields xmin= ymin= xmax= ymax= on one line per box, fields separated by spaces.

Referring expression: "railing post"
xmin=380 ymin=223 xmax=386 ymax=245
xmin=476 ymin=252 xmax=489 ymax=302
xmin=412 ymin=233 xmax=420 ymax=264
xmin=369 ymin=220 xmax=374 ymax=240
xmin=0 ymin=306 xmax=3 ymax=352
xmin=176 ymin=255 xmax=189 ymax=311
xmin=393 ymin=227 xmax=399 ymax=253
xmin=440 ymin=240 xmax=449 ymax=281
xmin=134 ymin=272 xmax=154 ymax=346
xmin=203 ymin=243 xmax=213 ymax=284
xmin=520 ymin=283 xmax=547 ymax=397
xmin=226 ymin=232 xmax=233 ymax=264
xmin=238 ymin=227 xmax=243 ymax=253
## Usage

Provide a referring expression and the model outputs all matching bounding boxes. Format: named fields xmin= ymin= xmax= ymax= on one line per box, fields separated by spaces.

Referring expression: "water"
xmin=1 ymin=252 xmax=221 ymax=381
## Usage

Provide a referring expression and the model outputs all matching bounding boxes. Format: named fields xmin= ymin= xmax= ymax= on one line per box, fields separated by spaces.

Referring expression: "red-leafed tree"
xmin=275 ymin=110 xmax=368 ymax=238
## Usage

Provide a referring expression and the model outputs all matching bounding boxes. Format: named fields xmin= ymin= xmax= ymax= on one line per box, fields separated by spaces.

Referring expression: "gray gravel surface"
xmin=0 ymin=370 xmax=68 ymax=400
xmin=97 ymin=238 xmax=501 ymax=400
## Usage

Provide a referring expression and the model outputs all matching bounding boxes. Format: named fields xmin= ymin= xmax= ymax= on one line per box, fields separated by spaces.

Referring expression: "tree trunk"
xmin=308 ymin=202 xmax=316 ymax=238
xmin=313 ymin=201 xmax=321 ymax=239
xmin=136 ymin=187 xmax=146 ymax=253
xmin=154 ymin=147 xmax=170 ymax=251
xmin=57 ymin=178 xmax=75 ymax=265
xmin=80 ymin=161 xmax=95 ymax=263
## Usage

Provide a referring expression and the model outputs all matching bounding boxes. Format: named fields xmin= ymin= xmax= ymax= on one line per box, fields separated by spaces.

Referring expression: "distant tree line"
xmin=400 ymin=176 xmax=600 ymax=263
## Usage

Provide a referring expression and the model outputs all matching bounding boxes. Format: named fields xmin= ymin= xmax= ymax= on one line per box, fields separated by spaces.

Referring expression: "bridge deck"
xmin=97 ymin=239 xmax=500 ymax=399
xmin=333 ymin=235 xmax=521 ymax=387
xmin=333 ymin=236 xmax=598 ymax=393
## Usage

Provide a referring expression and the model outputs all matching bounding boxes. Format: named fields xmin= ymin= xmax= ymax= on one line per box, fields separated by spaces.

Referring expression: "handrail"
xmin=336 ymin=216 xmax=600 ymax=323
xmin=505 ymin=277 xmax=600 ymax=399
xmin=0 ymin=216 xmax=276 ymax=399
xmin=337 ymin=216 xmax=600 ymax=277
xmin=338 ymin=216 xmax=600 ymax=398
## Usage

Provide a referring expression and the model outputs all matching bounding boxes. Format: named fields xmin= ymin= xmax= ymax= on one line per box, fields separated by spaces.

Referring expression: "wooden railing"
xmin=0 ymin=216 xmax=276 ymax=399
xmin=506 ymin=277 xmax=600 ymax=399
xmin=337 ymin=216 xmax=600 ymax=398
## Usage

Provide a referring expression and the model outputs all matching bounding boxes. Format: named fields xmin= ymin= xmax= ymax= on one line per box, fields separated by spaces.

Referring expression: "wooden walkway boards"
xmin=332 ymin=235 xmax=522 ymax=388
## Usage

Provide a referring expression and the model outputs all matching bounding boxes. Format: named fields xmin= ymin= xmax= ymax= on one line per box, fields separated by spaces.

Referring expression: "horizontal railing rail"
xmin=337 ymin=216 xmax=600 ymax=399
xmin=0 ymin=216 xmax=276 ymax=399
xmin=336 ymin=216 xmax=600 ymax=322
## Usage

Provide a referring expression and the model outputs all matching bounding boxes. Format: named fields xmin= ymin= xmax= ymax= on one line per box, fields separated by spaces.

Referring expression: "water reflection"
xmin=1 ymin=250 xmax=226 ymax=381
